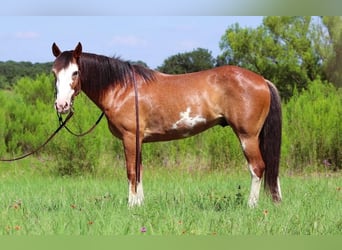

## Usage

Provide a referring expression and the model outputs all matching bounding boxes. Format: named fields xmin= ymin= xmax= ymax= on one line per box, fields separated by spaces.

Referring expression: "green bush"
xmin=142 ymin=125 xmax=244 ymax=171
xmin=282 ymin=80 xmax=342 ymax=171
xmin=49 ymin=93 xmax=114 ymax=176
xmin=1 ymin=75 xmax=55 ymax=155
xmin=0 ymin=91 xmax=8 ymax=155
xmin=0 ymin=74 xmax=113 ymax=175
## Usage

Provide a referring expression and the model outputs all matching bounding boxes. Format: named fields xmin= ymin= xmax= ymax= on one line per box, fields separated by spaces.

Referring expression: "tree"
xmin=219 ymin=16 xmax=325 ymax=100
xmin=0 ymin=75 xmax=9 ymax=89
xmin=321 ymin=16 xmax=342 ymax=88
xmin=126 ymin=60 xmax=149 ymax=68
xmin=0 ymin=61 xmax=52 ymax=89
xmin=157 ymin=48 xmax=216 ymax=74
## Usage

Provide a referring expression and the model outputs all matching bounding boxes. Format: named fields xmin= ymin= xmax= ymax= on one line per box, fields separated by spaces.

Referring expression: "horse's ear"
xmin=52 ymin=43 xmax=61 ymax=57
xmin=73 ymin=42 xmax=82 ymax=58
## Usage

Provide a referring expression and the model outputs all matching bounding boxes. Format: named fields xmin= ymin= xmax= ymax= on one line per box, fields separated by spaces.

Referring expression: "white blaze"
xmin=54 ymin=63 xmax=79 ymax=112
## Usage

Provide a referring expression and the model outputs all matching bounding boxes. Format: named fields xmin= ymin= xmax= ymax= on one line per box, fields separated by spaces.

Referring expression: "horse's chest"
xmin=106 ymin=120 xmax=124 ymax=140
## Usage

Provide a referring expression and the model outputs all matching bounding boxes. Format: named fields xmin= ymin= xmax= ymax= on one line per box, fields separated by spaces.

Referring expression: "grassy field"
xmin=0 ymin=161 xmax=341 ymax=236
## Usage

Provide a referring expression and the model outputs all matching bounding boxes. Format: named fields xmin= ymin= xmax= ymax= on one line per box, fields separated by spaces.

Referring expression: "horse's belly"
xmin=143 ymin=116 xmax=226 ymax=143
xmin=143 ymin=127 xmax=205 ymax=142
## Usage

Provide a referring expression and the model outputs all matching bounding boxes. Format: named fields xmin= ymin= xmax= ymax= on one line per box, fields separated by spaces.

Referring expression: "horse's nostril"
xmin=55 ymin=101 xmax=70 ymax=112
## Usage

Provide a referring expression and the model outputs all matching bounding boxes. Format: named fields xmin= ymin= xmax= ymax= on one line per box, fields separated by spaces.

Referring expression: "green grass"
xmin=0 ymin=162 xmax=341 ymax=235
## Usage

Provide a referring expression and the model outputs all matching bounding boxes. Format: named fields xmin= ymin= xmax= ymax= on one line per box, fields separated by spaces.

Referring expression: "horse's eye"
xmin=72 ymin=71 xmax=78 ymax=77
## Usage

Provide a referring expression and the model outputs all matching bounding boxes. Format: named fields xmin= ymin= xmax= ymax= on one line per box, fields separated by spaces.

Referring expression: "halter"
xmin=70 ymin=70 xmax=81 ymax=100
xmin=56 ymin=67 xmax=105 ymax=136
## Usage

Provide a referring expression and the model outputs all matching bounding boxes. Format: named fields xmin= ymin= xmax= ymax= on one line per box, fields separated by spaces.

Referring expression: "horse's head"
xmin=52 ymin=42 xmax=82 ymax=114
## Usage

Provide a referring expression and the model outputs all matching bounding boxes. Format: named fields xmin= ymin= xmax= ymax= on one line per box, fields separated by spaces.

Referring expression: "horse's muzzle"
xmin=55 ymin=100 xmax=72 ymax=114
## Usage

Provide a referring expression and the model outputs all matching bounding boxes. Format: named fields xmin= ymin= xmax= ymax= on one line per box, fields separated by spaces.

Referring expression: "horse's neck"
xmin=80 ymin=80 xmax=104 ymax=110
xmin=80 ymin=79 xmax=127 ymax=112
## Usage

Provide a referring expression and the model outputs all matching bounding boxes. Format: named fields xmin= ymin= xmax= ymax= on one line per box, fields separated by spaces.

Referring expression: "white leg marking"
xmin=128 ymin=181 xmax=144 ymax=207
xmin=248 ymin=165 xmax=262 ymax=208
xmin=277 ymin=177 xmax=282 ymax=200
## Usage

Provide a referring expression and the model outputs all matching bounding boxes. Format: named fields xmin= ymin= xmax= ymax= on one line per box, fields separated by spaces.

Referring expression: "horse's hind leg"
xmin=240 ymin=136 xmax=265 ymax=207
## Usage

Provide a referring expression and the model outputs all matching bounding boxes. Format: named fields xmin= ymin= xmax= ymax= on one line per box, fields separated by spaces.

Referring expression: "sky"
xmin=0 ymin=16 xmax=263 ymax=69
xmin=0 ymin=0 xmax=262 ymax=15
xmin=1 ymin=0 xmax=339 ymax=16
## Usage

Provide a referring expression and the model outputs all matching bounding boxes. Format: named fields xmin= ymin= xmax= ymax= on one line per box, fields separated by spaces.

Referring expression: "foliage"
xmin=0 ymin=61 xmax=52 ymax=89
xmin=219 ymin=16 xmax=325 ymax=100
xmin=282 ymin=79 xmax=342 ymax=171
xmin=0 ymin=74 xmax=116 ymax=175
xmin=321 ymin=16 xmax=342 ymax=88
xmin=157 ymin=48 xmax=216 ymax=74
xmin=49 ymin=94 xmax=115 ymax=176
xmin=0 ymin=91 xmax=8 ymax=155
xmin=142 ymin=126 xmax=244 ymax=171
xmin=1 ymin=75 xmax=55 ymax=154
xmin=128 ymin=60 xmax=149 ymax=68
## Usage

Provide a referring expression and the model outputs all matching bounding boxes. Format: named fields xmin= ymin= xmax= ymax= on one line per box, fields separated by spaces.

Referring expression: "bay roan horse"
xmin=52 ymin=42 xmax=282 ymax=208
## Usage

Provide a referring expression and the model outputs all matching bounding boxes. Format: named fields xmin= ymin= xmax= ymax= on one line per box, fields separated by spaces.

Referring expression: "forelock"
xmin=52 ymin=51 xmax=77 ymax=72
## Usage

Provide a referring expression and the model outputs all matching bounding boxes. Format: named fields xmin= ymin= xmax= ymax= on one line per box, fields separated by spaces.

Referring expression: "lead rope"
xmin=1 ymin=109 xmax=105 ymax=162
xmin=131 ymin=67 xmax=141 ymax=192
xmin=58 ymin=111 xmax=105 ymax=137
xmin=0 ymin=111 xmax=74 ymax=162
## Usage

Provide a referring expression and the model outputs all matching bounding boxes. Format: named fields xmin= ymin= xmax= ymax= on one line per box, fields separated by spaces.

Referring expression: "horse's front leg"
xmin=122 ymin=134 xmax=144 ymax=207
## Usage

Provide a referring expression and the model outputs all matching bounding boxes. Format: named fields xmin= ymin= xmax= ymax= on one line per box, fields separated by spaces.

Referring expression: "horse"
xmin=51 ymin=42 xmax=282 ymax=208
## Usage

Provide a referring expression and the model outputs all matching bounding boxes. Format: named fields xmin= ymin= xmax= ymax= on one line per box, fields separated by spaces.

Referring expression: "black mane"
xmin=79 ymin=52 xmax=155 ymax=89
xmin=53 ymin=51 xmax=156 ymax=92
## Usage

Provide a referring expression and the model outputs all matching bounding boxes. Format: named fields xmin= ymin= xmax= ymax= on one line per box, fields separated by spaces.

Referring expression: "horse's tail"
xmin=259 ymin=80 xmax=282 ymax=202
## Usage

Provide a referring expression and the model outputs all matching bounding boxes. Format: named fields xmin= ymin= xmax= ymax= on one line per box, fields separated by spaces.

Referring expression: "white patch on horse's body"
xmin=247 ymin=164 xmax=262 ymax=208
xmin=172 ymin=107 xmax=206 ymax=130
xmin=128 ymin=181 xmax=144 ymax=207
